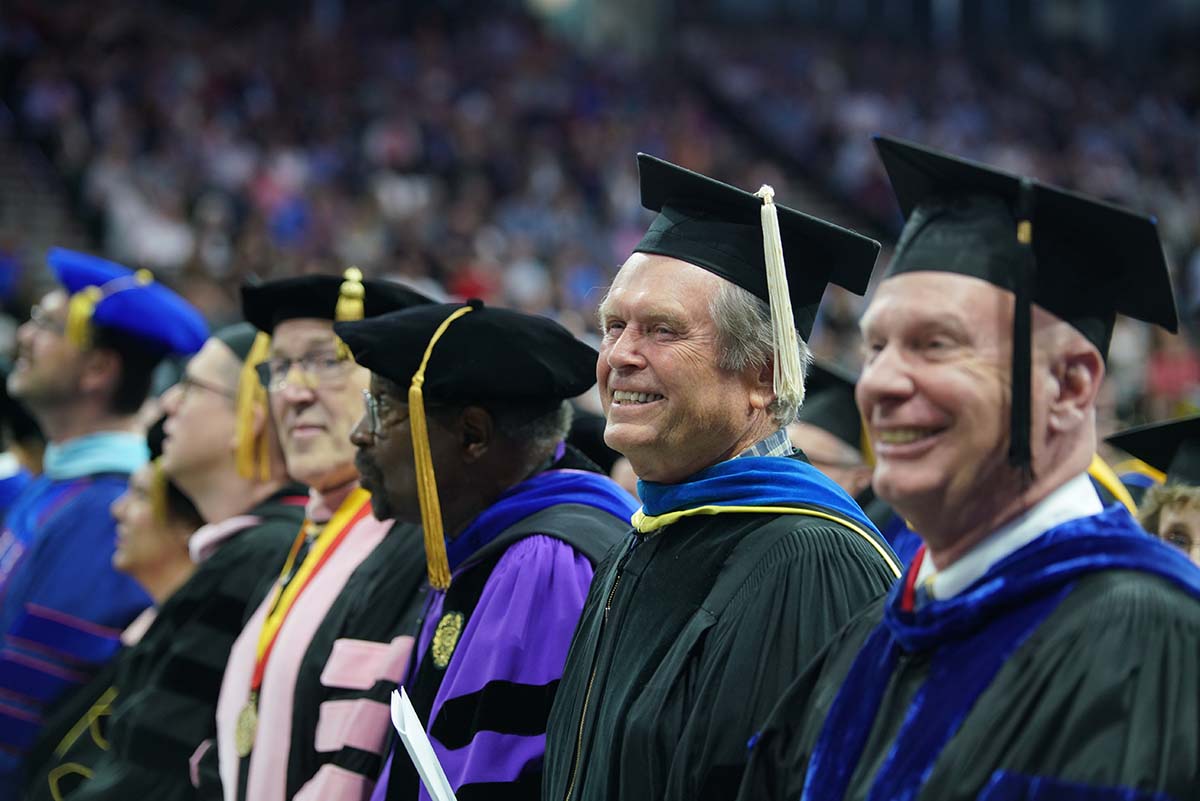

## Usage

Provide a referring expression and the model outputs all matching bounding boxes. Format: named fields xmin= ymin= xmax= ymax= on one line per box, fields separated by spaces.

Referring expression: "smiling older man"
xmin=542 ymin=156 xmax=900 ymax=801
xmin=739 ymin=137 xmax=1200 ymax=801
xmin=198 ymin=270 xmax=433 ymax=801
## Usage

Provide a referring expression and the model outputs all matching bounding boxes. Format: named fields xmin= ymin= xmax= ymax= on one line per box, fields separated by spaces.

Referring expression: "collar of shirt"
xmin=916 ymin=471 xmax=1103 ymax=601
xmin=42 ymin=430 xmax=149 ymax=480
xmin=189 ymin=514 xmax=264 ymax=564
xmin=305 ymin=477 xmax=361 ymax=524
xmin=736 ymin=428 xmax=794 ymax=460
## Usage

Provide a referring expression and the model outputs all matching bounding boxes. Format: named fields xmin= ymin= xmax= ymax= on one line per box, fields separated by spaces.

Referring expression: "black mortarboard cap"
xmin=567 ymin=408 xmax=621 ymax=474
xmin=877 ymin=135 xmax=1178 ymax=353
xmin=875 ymin=135 xmax=1179 ymax=478
xmin=212 ymin=322 xmax=261 ymax=363
xmin=334 ymin=300 xmax=597 ymax=407
xmin=241 ymin=271 xmax=433 ymax=333
xmin=795 ymin=360 xmax=864 ymax=451
xmin=1107 ymin=416 xmax=1200 ymax=487
xmin=238 ymin=266 xmax=434 ymax=479
xmin=634 ymin=154 xmax=881 ymax=342
xmin=335 ymin=299 xmax=598 ymax=591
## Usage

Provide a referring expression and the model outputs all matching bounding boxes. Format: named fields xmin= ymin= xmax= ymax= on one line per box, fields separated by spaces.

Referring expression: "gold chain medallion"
xmin=235 ymin=692 xmax=259 ymax=758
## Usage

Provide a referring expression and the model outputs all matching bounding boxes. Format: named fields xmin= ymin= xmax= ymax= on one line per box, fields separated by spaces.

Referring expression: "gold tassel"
xmin=149 ymin=457 xmax=170 ymax=525
xmin=65 ymin=287 xmax=103 ymax=349
xmin=859 ymin=415 xmax=876 ymax=468
xmin=63 ymin=269 xmax=154 ymax=350
xmin=335 ymin=267 xmax=365 ymax=322
xmin=409 ymin=304 xmax=475 ymax=590
xmin=754 ymin=186 xmax=805 ymax=411
xmin=335 ymin=267 xmax=365 ymax=360
xmin=234 ymin=333 xmax=273 ymax=481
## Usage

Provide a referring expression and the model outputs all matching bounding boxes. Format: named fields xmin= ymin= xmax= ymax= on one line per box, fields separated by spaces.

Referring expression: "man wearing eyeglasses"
xmin=197 ymin=270 xmax=434 ymax=801
xmin=0 ymin=248 xmax=208 ymax=799
xmin=22 ymin=322 xmax=312 ymax=801
xmin=333 ymin=301 xmax=634 ymax=801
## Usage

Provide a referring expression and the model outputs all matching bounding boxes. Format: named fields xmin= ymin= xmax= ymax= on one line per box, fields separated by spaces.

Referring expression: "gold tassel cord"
xmin=754 ymin=186 xmax=805 ymax=411
xmin=149 ymin=457 xmax=170 ymax=525
xmin=63 ymin=269 xmax=155 ymax=349
xmin=859 ymin=415 xmax=876 ymax=469
xmin=409 ymin=304 xmax=475 ymax=590
xmin=234 ymin=332 xmax=273 ymax=481
xmin=65 ymin=287 xmax=103 ymax=349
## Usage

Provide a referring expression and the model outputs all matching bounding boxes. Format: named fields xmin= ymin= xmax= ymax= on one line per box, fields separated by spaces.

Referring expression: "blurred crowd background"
xmin=0 ymin=0 xmax=1197 ymax=439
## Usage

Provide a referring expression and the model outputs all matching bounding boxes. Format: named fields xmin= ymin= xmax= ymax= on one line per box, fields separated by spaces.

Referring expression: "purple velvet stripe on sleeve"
xmin=420 ymin=535 xmax=594 ymax=799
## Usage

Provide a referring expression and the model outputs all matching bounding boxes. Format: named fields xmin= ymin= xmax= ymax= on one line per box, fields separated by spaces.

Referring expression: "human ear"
xmin=459 ymin=406 xmax=494 ymax=463
xmin=1046 ymin=344 xmax=1103 ymax=435
xmin=747 ymin=361 xmax=775 ymax=413
xmin=79 ymin=348 xmax=121 ymax=396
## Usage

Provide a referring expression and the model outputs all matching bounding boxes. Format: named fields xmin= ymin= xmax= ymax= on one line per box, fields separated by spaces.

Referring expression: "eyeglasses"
xmin=177 ymin=374 xmax=237 ymax=401
xmin=28 ymin=305 xmax=66 ymax=335
xmin=256 ymin=351 xmax=352 ymax=393
xmin=361 ymin=389 xmax=382 ymax=439
xmin=360 ymin=389 xmax=427 ymax=440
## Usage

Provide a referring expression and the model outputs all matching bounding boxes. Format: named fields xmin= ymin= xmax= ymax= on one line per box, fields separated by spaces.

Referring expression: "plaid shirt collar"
xmin=736 ymin=427 xmax=794 ymax=460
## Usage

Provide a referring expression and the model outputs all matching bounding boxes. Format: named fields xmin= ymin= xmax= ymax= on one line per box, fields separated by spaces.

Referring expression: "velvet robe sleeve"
xmin=740 ymin=572 xmax=1200 ymax=801
xmin=65 ymin=517 xmax=299 ymax=801
xmin=416 ymin=535 xmax=595 ymax=801
xmin=918 ymin=571 xmax=1200 ymax=800
xmin=0 ymin=482 xmax=149 ymax=799
xmin=658 ymin=524 xmax=895 ymax=800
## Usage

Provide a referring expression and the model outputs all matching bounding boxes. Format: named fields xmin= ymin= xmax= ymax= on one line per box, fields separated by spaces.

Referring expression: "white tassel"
xmin=754 ymin=185 xmax=805 ymax=410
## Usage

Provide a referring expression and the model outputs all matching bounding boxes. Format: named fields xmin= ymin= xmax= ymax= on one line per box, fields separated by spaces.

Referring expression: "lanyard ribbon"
xmin=250 ymin=487 xmax=372 ymax=691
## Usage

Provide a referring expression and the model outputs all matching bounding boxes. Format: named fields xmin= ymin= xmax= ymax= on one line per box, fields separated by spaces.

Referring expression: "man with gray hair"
xmin=542 ymin=155 xmax=901 ymax=801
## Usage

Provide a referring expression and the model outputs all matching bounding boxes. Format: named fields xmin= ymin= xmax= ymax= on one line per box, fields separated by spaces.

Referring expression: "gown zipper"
xmin=562 ymin=536 xmax=640 ymax=801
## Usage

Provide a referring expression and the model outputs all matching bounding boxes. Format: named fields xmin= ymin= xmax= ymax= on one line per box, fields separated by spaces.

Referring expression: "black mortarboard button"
xmin=1106 ymin=415 xmax=1200 ymax=487
xmin=241 ymin=269 xmax=433 ymax=333
xmin=876 ymin=135 xmax=1178 ymax=353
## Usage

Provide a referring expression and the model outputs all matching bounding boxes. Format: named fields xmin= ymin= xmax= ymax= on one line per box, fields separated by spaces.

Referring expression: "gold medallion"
xmin=430 ymin=611 xmax=465 ymax=669
xmin=235 ymin=692 xmax=259 ymax=758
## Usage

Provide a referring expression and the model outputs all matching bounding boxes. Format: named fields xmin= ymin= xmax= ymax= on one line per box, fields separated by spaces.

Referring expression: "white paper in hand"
xmin=390 ymin=688 xmax=458 ymax=801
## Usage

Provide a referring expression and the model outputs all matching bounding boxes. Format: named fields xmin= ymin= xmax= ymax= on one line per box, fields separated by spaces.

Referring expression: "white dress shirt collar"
xmin=916 ymin=472 xmax=1102 ymax=600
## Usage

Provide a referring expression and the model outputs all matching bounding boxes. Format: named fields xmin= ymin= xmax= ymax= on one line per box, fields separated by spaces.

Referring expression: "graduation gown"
xmin=739 ymin=505 xmax=1200 ymax=801
xmin=0 ymin=433 xmax=151 ymax=799
xmin=21 ymin=486 xmax=308 ymax=801
xmin=542 ymin=453 xmax=901 ymax=801
xmin=202 ymin=485 xmax=427 ymax=801
xmin=376 ymin=454 xmax=635 ymax=801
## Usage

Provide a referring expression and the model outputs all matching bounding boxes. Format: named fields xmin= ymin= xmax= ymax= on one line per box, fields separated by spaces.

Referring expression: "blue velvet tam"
xmin=48 ymin=247 xmax=209 ymax=356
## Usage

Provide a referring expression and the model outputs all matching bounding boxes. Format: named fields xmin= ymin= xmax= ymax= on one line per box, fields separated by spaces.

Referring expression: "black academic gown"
xmin=542 ymin=508 xmax=899 ymax=801
xmin=22 ymin=486 xmax=307 ymax=801
xmin=739 ymin=571 xmax=1200 ymax=800
xmin=191 ymin=511 xmax=429 ymax=801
